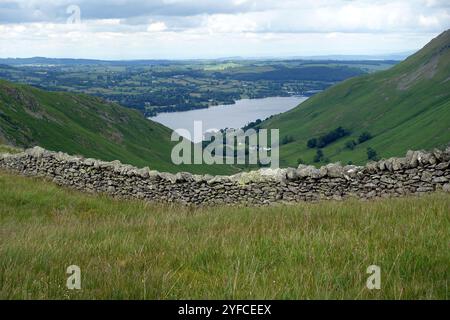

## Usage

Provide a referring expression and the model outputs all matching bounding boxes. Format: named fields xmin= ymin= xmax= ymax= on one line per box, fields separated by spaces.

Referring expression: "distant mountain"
xmin=289 ymin=52 xmax=413 ymax=61
xmin=212 ymin=52 xmax=411 ymax=61
xmin=0 ymin=79 xmax=234 ymax=174
xmin=0 ymin=57 xmax=173 ymax=66
xmin=259 ymin=30 xmax=450 ymax=167
xmin=0 ymin=54 xmax=406 ymax=67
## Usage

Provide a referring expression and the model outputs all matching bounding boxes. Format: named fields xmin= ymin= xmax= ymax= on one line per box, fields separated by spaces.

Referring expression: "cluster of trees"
xmin=307 ymin=127 xmax=351 ymax=149
xmin=344 ymin=131 xmax=373 ymax=150
xmin=100 ymin=86 xmax=244 ymax=116
xmin=304 ymin=129 xmax=378 ymax=164
xmin=344 ymin=131 xmax=378 ymax=161
xmin=242 ymin=119 xmax=262 ymax=131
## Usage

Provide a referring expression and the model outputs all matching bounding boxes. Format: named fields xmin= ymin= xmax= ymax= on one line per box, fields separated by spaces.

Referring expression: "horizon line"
xmin=0 ymin=52 xmax=413 ymax=62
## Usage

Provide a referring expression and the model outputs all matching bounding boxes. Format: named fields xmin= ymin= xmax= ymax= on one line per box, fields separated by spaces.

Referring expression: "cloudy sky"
xmin=0 ymin=0 xmax=449 ymax=59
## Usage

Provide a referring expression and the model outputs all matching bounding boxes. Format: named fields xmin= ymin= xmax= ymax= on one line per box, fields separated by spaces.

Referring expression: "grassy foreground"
xmin=0 ymin=171 xmax=449 ymax=300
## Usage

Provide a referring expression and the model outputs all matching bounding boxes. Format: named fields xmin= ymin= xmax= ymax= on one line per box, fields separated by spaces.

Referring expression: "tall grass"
xmin=0 ymin=145 xmax=22 ymax=154
xmin=0 ymin=171 xmax=448 ymax=299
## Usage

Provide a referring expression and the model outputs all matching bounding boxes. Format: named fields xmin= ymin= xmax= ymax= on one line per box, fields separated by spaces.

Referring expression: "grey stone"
xmin=158 ymin=172 xmax=177 ymax=183
xmin=384 ymin=159 xmax=394 ymax=172
xmin=0 ymin=153 xmax=11 ymax=160
xmin=377 ymin=160 xmax=386 ymax=171
xmin=365 ymin=161 xmax=378 ymax=173
xmin=392 ymin=157 xmax=406 ymax=171
xmin=417 ymin=186 xmax=434 ymax=192
xmin=297 ymin=165 xmax=324 ymax=179
xmin=406 ymin=150 xmax=419 ymax=168
xmin=137 ymin=167 xmax=150 ymax=178
xmin=367 ymin=191 xmax=377 ymax=198
xmin=433 ymin=149 xmax=444 ymax=161
xmin=175 ymin=172 xmax=193 ymax=182
xmin=436 ymin=162 xmax=449 ymax=170
xmin=421 ymin=171 xmax=433 ymax=182
xmin=324 ymin=163 xmax=343 ymax=178
xmin=286 ymin=168 xmax=298 ymax=180
xmin=417 ymin=151 xmax=436 ymax=165
xmin=380 ymin=176 xmax=396 ymax=184
xmin=433 ymin=177 xmax=448 ymax=183
xmin=83 ymin=158 xmax=96 ymax=166
xmin=25 ymin=146 xmax=47 ymax=158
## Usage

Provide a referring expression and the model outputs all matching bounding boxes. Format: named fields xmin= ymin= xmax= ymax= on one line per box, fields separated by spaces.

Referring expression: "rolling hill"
xmin=260 ymin=30 xmax=450 ymax=167
xmin=0 ymin=79 xmax=234 ymax=174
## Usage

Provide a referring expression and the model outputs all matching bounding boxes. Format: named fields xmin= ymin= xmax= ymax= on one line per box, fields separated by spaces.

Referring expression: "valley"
xmin=0 ymin=58 xmax=395 ymax=116
xmin=0 ymin=32 xmax=449 ymax=174
xmin=1 ymin=0 xmax=450 ymax=304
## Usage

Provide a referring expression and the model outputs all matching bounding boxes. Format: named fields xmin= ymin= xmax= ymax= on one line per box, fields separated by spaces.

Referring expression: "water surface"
xmin=150 ymin=96 xmax=308 ymax=142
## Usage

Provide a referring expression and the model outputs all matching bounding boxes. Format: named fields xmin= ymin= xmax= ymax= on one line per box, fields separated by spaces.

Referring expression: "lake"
xmin=150 ymin=96 xmax=308 ymax=142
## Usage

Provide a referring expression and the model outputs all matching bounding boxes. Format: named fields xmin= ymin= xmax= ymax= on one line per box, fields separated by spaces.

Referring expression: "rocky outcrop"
xmin=1 ymin=146 xmax=449 ymax=206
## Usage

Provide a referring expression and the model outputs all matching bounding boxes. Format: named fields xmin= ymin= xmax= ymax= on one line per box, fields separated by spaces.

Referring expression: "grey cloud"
xmin=0 ymin=0 xmax=449 ymax=35
xmin=0 ymin=1 xmax=69 ymax=23
xmin=0 ymin=0 xmax=270 ymax=24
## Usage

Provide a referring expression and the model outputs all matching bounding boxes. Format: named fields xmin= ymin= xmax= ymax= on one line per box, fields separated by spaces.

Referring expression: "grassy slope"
xmin=0 ymin=80 xmax=235 ymax=175
xmin=261 ymin=30 xmax=450 ymax=167
xmin=1 ymin=171 xmax=448 ymax=299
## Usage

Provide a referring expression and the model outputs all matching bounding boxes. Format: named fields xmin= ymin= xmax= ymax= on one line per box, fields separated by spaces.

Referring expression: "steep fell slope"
xmin=0 ymin=79 xmax=234 ymax=174
xmin=261 ymin=30 xmax=450 ymax=166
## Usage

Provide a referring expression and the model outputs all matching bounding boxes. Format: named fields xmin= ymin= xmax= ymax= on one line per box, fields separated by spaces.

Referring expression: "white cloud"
xmin=204 ymin=14 xmax=259 ymax=33
xmin=147 ymin=21 xmax=167 ymax=32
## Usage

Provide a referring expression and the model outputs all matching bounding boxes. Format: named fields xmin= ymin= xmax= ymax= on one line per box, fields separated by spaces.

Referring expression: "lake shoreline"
xmin=148 ymin=94 xmax=306 ymax=117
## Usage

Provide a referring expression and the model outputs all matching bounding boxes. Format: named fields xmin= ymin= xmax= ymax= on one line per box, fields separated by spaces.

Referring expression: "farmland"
xmin=0 ymin=58 xmax=397 ymax=116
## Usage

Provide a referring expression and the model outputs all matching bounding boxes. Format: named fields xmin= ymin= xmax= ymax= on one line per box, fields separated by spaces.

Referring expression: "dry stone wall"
xmin=1 ymin=146 xmax=450 ymax=205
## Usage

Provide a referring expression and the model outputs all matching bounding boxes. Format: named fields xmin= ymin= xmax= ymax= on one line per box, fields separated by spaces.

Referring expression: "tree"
xmin=313 ymin=149 xmax=324 ymax=163
xmin=307 ymin=138 xmax=317 ymax=148
xmin=281 ymin=135 xmax=294 ymax=145
xmin=367 ymin=147 xmax=379 ymax=161
xmin=297 ymin=158 xmax=305 ymax=165
xmin=345 ymin=140 xmax=357 ymax=150
xmin=359 ymin=131 xmax=373 ymax=144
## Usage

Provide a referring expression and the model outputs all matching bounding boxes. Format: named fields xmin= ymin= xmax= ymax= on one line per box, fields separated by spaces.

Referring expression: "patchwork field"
xmin=0 ymin=171 xmax=448 ymax=299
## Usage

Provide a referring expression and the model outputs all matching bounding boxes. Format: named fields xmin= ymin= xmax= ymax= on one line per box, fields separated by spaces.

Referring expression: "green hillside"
xmin=0 ymin=79 xmax=234 ymax=174
xmin=261 ymin=30 xmax=450 ymax=167
xmin=1 ymin=172 xmax=448 ymax=299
